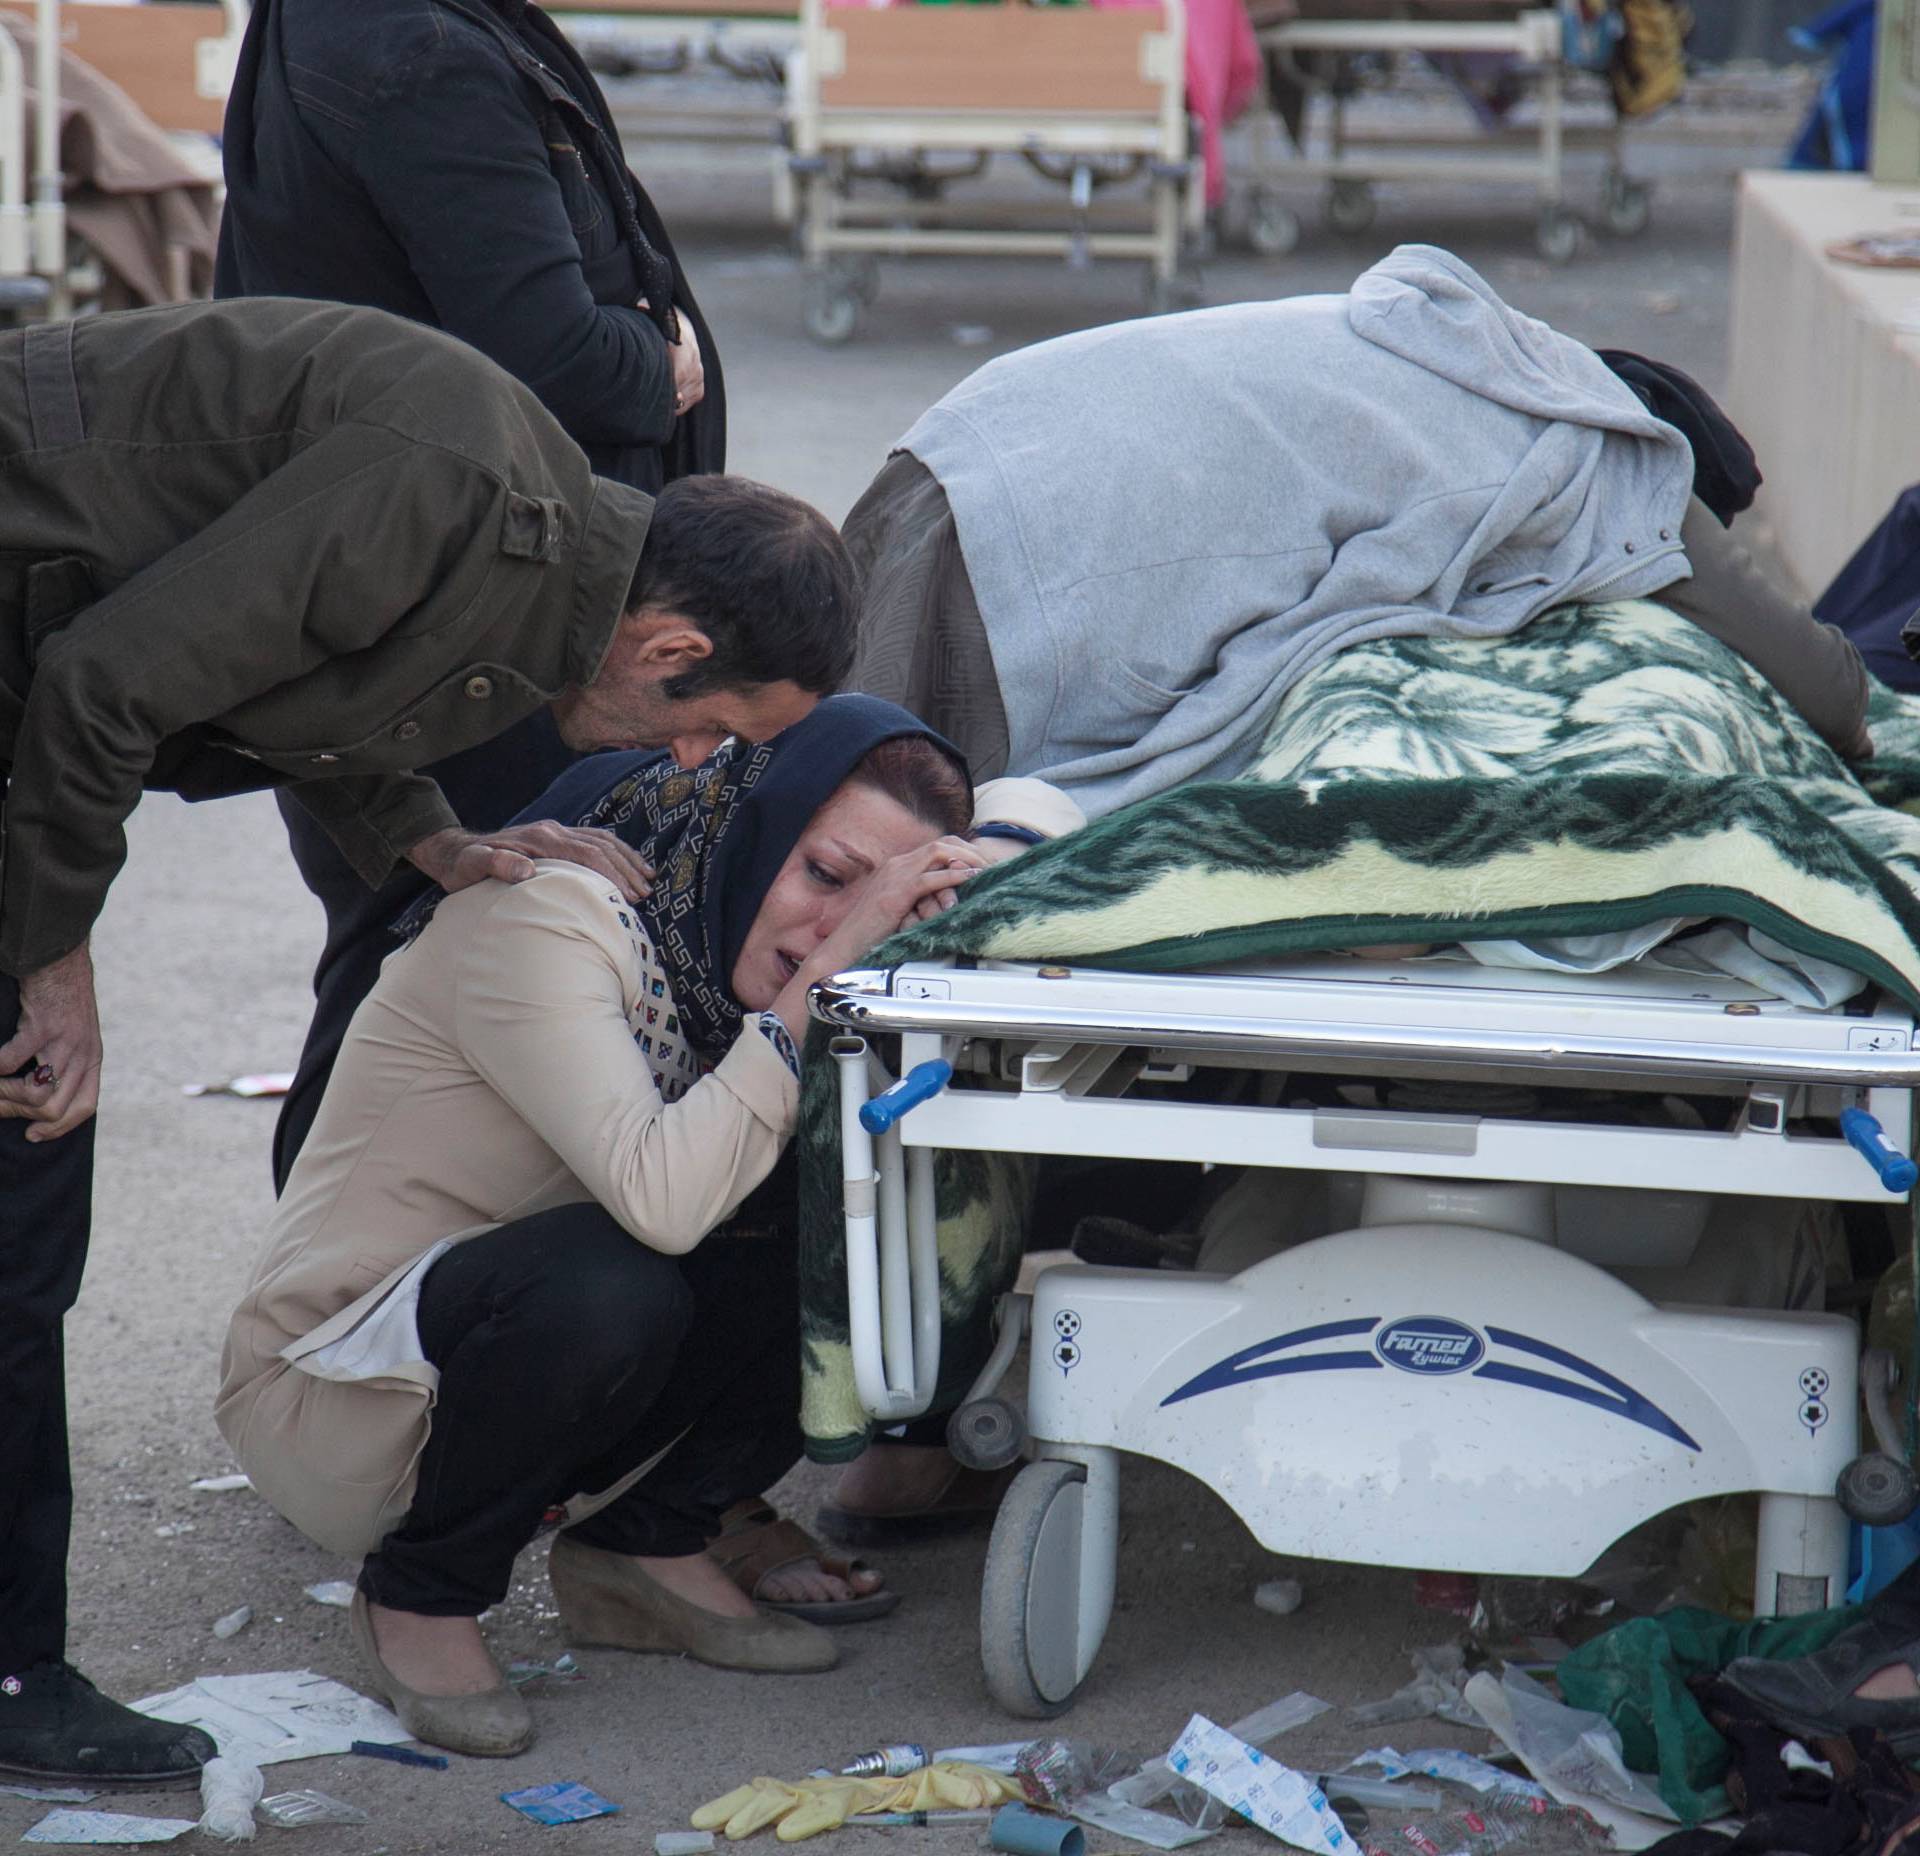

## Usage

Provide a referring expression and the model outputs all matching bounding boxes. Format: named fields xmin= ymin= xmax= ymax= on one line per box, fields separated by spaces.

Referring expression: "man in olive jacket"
xmin=0 ymin=296 xmax=850 ymax=1784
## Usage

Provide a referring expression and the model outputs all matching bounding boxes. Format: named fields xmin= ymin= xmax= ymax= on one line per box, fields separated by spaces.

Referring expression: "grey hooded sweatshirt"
xmin=899 ymin=244 xmax=1698 ymax=817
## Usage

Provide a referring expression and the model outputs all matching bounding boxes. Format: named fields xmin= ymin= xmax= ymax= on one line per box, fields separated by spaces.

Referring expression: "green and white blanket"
xmin=797 ymin=599 xmax=1920 ymax=1456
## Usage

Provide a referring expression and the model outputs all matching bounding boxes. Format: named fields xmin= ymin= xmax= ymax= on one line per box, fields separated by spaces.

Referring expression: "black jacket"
xmin=214 ymin=0 xmax=723 ymax=494
xmin=0 ymin=300 xmax=652 ymax=978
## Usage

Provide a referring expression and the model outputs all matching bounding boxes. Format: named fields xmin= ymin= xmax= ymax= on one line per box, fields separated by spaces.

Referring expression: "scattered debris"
xmin=1166 ymin=1716 xmax=1348 ymax=1856
xmin=21 ymin=1810 xmax=196 ymax=1845
xmin=1347 ymin=1748 xmax=1541 ymax=1798
xmin=1463 ymin=1667 xmax=1676 ymax=1850
xmin=153 ymin=1524 xmax=195 ymax=1539
xmin=212 ymin=1606 xmax=253 ymax=1641
xmin=1349 ymin=1645 xmax=1479 ymax=1728
xmin=507 ymin=1653 xmax=583 ymax=1687
xmin=0 ymin=1788 xmax=96 ymax=1805
xmin=989 ymin=1802 xmax=1083 ymax=1856
xmin=501 ymin=1782 xmax=622 ymax=1826
xmin=947 ymin=325 xmax=994 ymax=347
xmin=258 ymin=1792 xmax=369 ymax=1829
xmin=1070 ymin=1792 xmax=1210 ymax=1850
xmin=1643 ymin=291 xmax=1683 ymax=314
xmin=133 ymin=1671 xmax=410 ymax=1766
xmin=191 ymin=1474 xmax=253 ymax=1493
xmin=655 ymin=1834 xmax=716 ymax=1856
xmin=182 ymin=1073 xmax=295 ymax=1099
xmin=303 ymin=1581 xmax=356 ymax=1608
xmin=350 ymin=1740 xmax=447 ymax=1770
xmin=199 ymin=1757 xmax=264 ymax=1842
xmin=1253 ymin=1579 xmax=1304 ymax=1617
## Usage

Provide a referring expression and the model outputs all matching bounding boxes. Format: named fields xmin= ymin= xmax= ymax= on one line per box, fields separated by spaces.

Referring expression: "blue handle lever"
xmin=1841 ymin=1107 xmax=1919 ymax=1194
xmin=860 ymin=1060 xmax=954 ymax=1135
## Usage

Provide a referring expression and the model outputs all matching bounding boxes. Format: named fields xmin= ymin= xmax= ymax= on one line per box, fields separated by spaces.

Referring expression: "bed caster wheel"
xmin=1601 ymin=174 xmax=1651 ymax=237
xmin=1837 ymin=1452 xmax=1920 ymax=1527
xmin=1322 ymin=178 xmax=1376 ymax=235
xmin=1536 ymin=208 xmax=1580 ymax=263
xmin=804 ymin=277 xmax=861 ymax=345
xmin=948 ymin=1397 xmax=1027 ymax=1472
xmin=1245 ymin=189 xmax=1301 ymax=257
xmin=981 ymin=1459 xmax=1093 ymax=1718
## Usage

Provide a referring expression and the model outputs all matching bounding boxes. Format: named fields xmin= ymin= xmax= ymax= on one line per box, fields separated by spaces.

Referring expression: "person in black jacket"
xmin=215 ymin=0 xmax=722 ymax=1184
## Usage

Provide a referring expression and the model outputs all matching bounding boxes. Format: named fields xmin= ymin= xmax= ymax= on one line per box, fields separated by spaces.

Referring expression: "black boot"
xmin=0 ymin=1662 xmax=216 ymax=1785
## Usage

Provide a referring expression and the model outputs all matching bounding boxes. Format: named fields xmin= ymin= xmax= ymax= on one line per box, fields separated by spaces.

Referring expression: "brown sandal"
xmin=708 ymin=1502 xmax=901 ymax=1625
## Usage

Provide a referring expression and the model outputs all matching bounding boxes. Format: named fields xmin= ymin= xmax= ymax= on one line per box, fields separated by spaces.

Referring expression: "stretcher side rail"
xmin=808 ymin=968 xmax=1920 ymax=1092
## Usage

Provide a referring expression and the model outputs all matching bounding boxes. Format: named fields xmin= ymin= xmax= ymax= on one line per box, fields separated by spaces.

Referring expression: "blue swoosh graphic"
xmin=1160 ymin=1317 xmax=1381 ymax=1406
xmin=1161 ymin=1318 xmax=1700 ymax=1452
xmin=1477 ymin=1327 xmax=1701 ymax=1452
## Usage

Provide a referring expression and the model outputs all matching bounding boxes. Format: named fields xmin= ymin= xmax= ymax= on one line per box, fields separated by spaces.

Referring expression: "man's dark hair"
xmin=626 ymin=476 xmax=857 ymax=698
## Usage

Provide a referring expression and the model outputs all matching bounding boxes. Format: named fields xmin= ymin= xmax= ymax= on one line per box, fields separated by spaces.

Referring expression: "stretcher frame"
xmin=783 ymin=0 xmax=1202 ymax=343
xmin=812 ymin=953 xmax=1920 ymax=1712
xmin=1239 ymin=4 xmax=1651 ymax=263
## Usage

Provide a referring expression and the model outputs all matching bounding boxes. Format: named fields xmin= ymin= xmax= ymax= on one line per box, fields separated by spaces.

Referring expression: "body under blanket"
xmin=796 ymin=599 xmax=1920 ymax=1456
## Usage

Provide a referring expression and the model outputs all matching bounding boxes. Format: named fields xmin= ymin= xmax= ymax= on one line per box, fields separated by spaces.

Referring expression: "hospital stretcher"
xmin=1240 ymin=2 xmax=1651 ymax=263
xmin=783 ymin=0 xmax=1201 ymax=343
xmin=811 ymin=951 xmax=1920 ymax=1715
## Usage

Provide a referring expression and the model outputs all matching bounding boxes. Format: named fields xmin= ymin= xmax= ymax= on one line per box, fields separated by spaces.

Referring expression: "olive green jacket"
xmin=0 ymin=297 xmax=650 ymax=977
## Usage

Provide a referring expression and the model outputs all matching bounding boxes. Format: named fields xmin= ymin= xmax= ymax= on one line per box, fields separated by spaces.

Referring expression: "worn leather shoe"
xmin=348 ymin=1592 xmax=534 ymax=1759
xmin=1721 ymin=1611 xmax=1920 ymax=1753
xmin=0 ymin=1662 xmax=215 ymax=1785
xmin=549 ymin=1534 xmax=838 ymax=1673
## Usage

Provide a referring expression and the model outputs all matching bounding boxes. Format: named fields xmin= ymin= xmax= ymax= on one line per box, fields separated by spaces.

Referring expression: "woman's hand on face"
xmin=814 ymin=835 xmax=989 ymax=972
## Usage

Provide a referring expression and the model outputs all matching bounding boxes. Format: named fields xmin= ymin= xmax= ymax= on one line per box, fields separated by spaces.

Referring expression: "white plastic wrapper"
xmin=199 ymin=1757 xmax=264 ymax=1842
xmin=1166 ymin=1715 xmax=1350 ymax=1856
xmin=23 ymin=1810 xmax=196 ymax=1845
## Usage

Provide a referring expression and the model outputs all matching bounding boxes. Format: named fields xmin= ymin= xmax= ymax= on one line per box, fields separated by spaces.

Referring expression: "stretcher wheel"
xmin=1535 ymin=208 xmax=1580 ymax=264
xmin=981 ymin=1459 xmax=1093 ymax=1718
xmin=1837 ymin=1452 xmax=1920 ymax=1528
xmin=1245 ymin=189 xmax=1302 ymax=258
xmin=1601 ymin=174 xmax=1652 ymax=238
xmin=804 ymin=278 xmax=861 ymax=345
xmin=1323 ymin=178 xmax=1376 ymax=235
xmin=948 ymin=1397 xmax=1027 ymax=1472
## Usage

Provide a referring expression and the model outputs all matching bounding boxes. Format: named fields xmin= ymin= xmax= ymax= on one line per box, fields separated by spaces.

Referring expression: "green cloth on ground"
xmin=1558 ymin=1604 xmax=1866 ymax=1823
xmin=796 ymin=598 xmax=1920 ymax=1455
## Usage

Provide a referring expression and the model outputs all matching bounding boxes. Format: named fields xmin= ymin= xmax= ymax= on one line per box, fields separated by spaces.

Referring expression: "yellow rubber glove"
xmin=881 ymin=1765 xmax=1025 ymax=1814
xmin=694 ymin=1775 xmax=892 ymax=1842
xmin=693 ymin=1779 xmax=807 ymax=1839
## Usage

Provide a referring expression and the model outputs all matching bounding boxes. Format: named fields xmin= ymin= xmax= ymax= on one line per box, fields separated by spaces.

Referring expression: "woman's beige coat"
xmin=217 ymin=861 xmax=799 ymax=1557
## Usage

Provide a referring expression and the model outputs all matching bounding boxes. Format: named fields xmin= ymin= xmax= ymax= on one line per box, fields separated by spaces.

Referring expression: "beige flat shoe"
xmin=548 ymin=1534 xmax=839 ymax=1673
xmin=349 ymin=1590 xmax=535 ymax=1759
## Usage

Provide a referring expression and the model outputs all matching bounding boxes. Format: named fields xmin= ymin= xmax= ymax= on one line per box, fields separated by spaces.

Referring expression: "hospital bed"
xmin=811 ymin=950 xmax=1920 ymax=1716
xmin=783 ymin=0 xmax=1200 ymax=343
xmin=1240 ymin=2 xmax=1651 ymax=263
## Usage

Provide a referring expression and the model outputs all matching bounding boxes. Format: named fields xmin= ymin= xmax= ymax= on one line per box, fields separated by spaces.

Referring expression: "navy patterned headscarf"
xmin=497 ymin=694 xmax=963 ymax=1059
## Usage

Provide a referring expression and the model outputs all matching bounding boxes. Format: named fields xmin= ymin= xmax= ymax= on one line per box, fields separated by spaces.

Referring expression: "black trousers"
xmin=0 ymin=967 xmax=96 ymax=1673
xmin=271 ymin=712 xmax=576 ymax=1192
xmin=359 ymin=1202 xmax=803 ymax=1617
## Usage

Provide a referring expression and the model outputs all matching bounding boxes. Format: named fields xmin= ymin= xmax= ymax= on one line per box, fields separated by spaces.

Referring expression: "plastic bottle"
xmin=842 ymin=1746 xmax=930 ymax=1779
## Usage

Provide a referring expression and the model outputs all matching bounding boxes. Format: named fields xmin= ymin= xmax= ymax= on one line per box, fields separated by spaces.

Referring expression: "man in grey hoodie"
xmin=845 ymin=245 xmax=1869 ymax=816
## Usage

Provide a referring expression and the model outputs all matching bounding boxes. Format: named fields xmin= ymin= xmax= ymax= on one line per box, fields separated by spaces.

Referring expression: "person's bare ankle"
xmin=365 ymin=1601 xmax=502 ymax=1697
xmin=640 ymin=1551 xmax=759 ymax=1619
xmin=831 ymin=1444 xmax=957 ymax=1514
